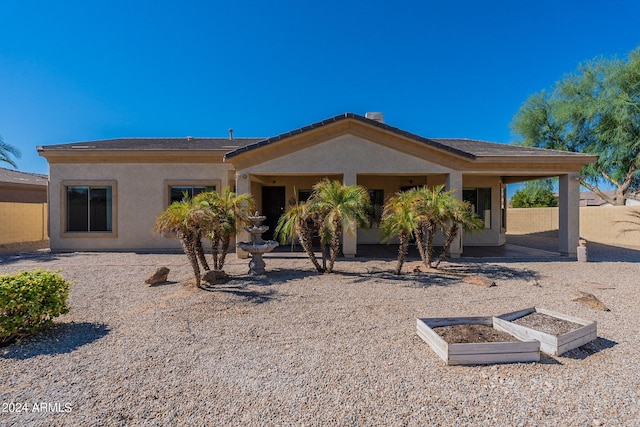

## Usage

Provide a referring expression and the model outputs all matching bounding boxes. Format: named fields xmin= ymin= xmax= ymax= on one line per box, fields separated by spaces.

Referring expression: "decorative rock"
xmin=201 ymin=269 xmax=229 ymax=284
xmin=462 ymin=275 xmax=496 ymax=288
xmin=572 ymin=291 xmax=610 ymax=311
xmin=145 ymin=267 xmax=170 ymax=285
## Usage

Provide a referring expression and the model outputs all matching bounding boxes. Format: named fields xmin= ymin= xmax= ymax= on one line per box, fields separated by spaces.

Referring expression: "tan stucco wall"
xmin=0 ymin=202 xmax=48 ymax=244
xmin=240 ymin=135 xmax=454 ymax=175
xmin=507 ymin=206 xmax=640 ymax=247
xmin=48 ymin=163 xmax=234 ymax=251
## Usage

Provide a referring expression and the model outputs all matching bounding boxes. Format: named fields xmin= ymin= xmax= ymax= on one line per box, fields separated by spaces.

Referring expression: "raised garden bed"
xmin=494 ymin=307 xmax=597 ymax=356
xmin=416 ymin=316 xmax=540 ymax=365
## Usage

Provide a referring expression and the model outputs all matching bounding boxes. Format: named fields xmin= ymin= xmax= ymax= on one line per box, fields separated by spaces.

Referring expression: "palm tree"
xmin=307 ymin=179 xmax=371 ymax=273
xmin=0 ymin=136 xmax=21 ymax=168
xmin=215 ymin=188 xmax=254 ymax=270
xmin=412 ymin=185 xmax=451 ymax=269
xmin=154 ymin=199 xmax=204 ymax=286
xmin=194 ymin=188 xmax=254 ymax=271
xmin=275 ymin=202 xmax=324 ymax=273
xmin=434 ymin=199 xmax=484 ymax=268
xmin=380 ymin=190 xmax=418 ymax=275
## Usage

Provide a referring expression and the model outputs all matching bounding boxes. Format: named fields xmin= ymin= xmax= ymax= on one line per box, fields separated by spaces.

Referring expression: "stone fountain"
xmin=236 ymin=212 xmax=279 ymax=275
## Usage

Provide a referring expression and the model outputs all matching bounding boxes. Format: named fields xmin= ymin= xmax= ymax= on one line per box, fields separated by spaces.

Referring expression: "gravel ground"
xmin=0 ymin=244 xmax=639 ymax=426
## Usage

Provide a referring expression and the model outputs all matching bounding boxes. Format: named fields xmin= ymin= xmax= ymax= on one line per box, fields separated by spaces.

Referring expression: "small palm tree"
xmin=434 ymin=199 xmax=484 ymax=268
xmin=412 ymin=185 xmax=451 ymax=269
xmin=380 ymin=190 xmax=418 ymax=275
xmin=194 ymin=188 xmax=254 ymax=271
xmin=0 ymin=136 xmax=21 ymax=168
xmin=307 ymin=180 xmax=371 ymax=273
xmin=154 ymin=199 xmax=204 ymax=286
xmin=275 ymin=202 xmax=324 ymax=273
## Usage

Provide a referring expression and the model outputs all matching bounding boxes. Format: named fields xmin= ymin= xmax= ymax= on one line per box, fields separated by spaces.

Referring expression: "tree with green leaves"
xmin=194 ymin=188 xmax=254 ymax=271
xmin=154 ymin=187 xmax=254 ymax=286
xmin=380 ymin=190 xmax=418 ymax=275
xmin=275 ymin=202 xmax=324 ymax=273
xmin=511 ymin=47 xmax=640 ymax=205
xmin=433 ymin=199 xmax=484 ymax=268
xmin=154 ymin=198 xmax=205 ymax=286
xmin=511 ymin=179 xmax=559 ymax=208
xmin=411 ymin=185 xmax=451 ymax=269
xmin=0 ymin=136 xmax=21 ymax=168
xmin=307 ymin=179 xmax=371 ymax=273
xmin=275 ymin=179 xmax=371 ymax=274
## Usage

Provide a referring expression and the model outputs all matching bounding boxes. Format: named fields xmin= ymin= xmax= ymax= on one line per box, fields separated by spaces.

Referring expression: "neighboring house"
xmin=37 ymin=112 xmax=596 ymax=255
xmin=0 ymin=167 xmax=49 ymax=247
xmin=579 ymin=191 xmax=640 ymax=207
xmin=0 ymin=167 xmax=47 ymax=203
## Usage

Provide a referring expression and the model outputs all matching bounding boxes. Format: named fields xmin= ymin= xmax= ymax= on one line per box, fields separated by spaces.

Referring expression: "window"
xmin=66 ymin=185 xmax=113 ymax=232
xmin=463 ymin=187 xmax=491 ymax=229
xmin=298 ymin=189 xmax=313 ymax=203
xmin=368 ymin=189 xmax=384 ymax=227
xmin=169 ymin=185 xmax=216 ymax=204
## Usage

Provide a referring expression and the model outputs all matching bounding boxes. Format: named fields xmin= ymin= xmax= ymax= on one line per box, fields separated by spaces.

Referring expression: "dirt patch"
xmin=511 ymin=312 xmax=581 ymax=336
xmin=434 ymin=324 xmax=519 ymax=344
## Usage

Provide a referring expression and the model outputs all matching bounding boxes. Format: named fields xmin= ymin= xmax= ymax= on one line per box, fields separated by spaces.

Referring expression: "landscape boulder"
xmin=571 ymin=291 xmax=610 ymax=311
xmin=145 ymin=267 xmax=170 ymax=285
xmin=201 ymin=269 xmax=229 ymax=284
xmin=462 ymin=275 xmax=496 ymax=288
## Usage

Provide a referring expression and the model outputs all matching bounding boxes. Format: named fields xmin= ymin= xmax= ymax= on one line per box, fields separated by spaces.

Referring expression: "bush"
xmin=0 ymin=270 xmax=71 ymax=345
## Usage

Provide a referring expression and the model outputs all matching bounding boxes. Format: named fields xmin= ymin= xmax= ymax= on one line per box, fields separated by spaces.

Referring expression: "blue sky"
xmin=1 ymin=0 xmax=639 ymax=180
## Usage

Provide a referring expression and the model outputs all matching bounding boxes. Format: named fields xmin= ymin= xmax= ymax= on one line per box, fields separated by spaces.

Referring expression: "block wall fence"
xmin=507 ymin=206 xmax=640 ymax=247
xmin=0 ymin=202 xmax=48 ymax=245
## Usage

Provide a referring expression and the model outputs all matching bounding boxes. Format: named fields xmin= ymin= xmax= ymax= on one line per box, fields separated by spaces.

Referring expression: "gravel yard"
xmin=1 ymin=246 xmax=639 ymax=426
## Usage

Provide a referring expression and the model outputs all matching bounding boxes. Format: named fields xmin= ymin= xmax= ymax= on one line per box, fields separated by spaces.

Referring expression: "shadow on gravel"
xmin=0 ymin=250 xmax=76 ymax=267
xmin=200 ymin=283 xmax=277 ymax=305
xmin=1 ymin=322 xmax=110 ymax=360
xmin=560 ymin=337 xmax=618 ymax=360
xmin=324 ymin=263 xmax=543 ymax=289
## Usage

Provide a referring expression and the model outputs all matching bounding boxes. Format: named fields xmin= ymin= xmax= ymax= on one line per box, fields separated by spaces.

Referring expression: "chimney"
xmin=228 ymin=128 xmax=234 ymax=140
xmin=365 ymin=112 xmax=384 ymax=123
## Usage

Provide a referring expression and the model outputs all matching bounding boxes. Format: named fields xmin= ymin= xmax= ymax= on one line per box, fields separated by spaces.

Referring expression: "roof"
xmin=36 ymin=113 xmax=596 ymax=163
xmin=38 ymin=137 xmax=263 ymax=152
xmin=0 ymin=167 xmax=48 ymax=186
xmin=224 ymin=112 xmax=595 ymax=161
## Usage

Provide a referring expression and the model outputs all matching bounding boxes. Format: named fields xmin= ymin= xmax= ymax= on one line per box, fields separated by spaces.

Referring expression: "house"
xmin=37 ymin=112 xmax=597 ymax=256
xmin=0 ymin=167 xmax=47 ymax=203
xmin=579 ymin=191 xmax=640 ymax=207
xmin=0 ymin=167 xmax=49 ymax=247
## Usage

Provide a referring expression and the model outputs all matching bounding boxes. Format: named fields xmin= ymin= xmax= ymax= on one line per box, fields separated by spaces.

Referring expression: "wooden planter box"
xmin=494 ymin=307 xmax=597 ymax=356
xmin=416 ymin=316 xmax=540 ymax=365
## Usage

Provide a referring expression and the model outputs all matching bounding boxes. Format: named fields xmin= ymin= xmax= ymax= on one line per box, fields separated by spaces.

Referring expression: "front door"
xmin=261 ymin=186 xmax=286 ymax=241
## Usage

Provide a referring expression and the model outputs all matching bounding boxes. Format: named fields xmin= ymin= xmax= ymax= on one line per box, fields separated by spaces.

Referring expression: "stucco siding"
xmin=242 ymin=135 xmax=454 ymax=175
xmin=49 ymin=163 xmax=234 ymax=251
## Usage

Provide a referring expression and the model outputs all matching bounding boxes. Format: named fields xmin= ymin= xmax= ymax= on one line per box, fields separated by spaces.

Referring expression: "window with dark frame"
xmin=368 ymin=189 xmax=384 ymax=227
xmin=66 ymin=186 xmax=112 ymax=232
xmin=463 ymin=187 xmax=491 ymax=229
xmin=169 ymin=185 xmax=216 ymax=204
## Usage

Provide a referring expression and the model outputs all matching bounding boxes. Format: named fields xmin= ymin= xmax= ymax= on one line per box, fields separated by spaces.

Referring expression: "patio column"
xmin=235 ymin=172 xmax=251 ymax=259
xmin=342 ymin=171 xmax=357 ymax=258
xmin=446 ymin=172 xmax=463 ymax=258
xmin=559 ymin=173 xmax=580 ymax=255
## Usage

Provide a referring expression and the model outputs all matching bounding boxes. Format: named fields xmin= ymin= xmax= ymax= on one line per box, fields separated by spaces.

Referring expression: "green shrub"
xmin=0 ymin=270 xmax=71 ymax=345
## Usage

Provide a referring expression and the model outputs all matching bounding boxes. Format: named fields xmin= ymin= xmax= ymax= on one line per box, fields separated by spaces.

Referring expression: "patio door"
xmin=261 ymin=186 xmax=286 ymax=241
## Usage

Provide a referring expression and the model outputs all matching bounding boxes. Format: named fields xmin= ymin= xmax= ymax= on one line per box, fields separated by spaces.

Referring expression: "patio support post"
xmin=559 ymin=173 xmax=580 ymax=255
xmin=235 ymin=172 xmax=251 ymax=259
xmin=342 ymin=171 xmax=357 ymax=258
xmin=446 ymin=172 xmax=463 ymax=258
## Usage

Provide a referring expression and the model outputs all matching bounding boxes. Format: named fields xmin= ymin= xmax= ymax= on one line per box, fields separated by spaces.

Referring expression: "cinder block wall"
xmin=0 ymin=202 xmax=48 ymax=245
xmin=507 ymin=206 xmax=640 ymax=247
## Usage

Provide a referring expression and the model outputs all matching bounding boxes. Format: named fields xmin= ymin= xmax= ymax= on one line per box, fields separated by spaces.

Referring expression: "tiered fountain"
xmin=236 ymin=212 xmax=279 ymax=275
